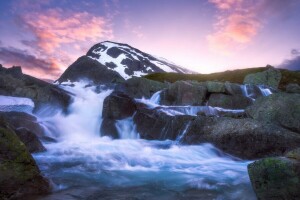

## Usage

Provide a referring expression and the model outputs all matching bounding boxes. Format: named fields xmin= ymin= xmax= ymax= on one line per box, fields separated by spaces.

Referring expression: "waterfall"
xmin=175 ymin=121 xmax=192 ymax=143
xmin=258 ymin=86 xmax=272 ymax=96
xmin=149 ymin=90 xmax=161 ymax=104
xmin=29 ymin=81 xmax=255 ymax=199
xmin=116 ymin=116 xmax=140 ymax=139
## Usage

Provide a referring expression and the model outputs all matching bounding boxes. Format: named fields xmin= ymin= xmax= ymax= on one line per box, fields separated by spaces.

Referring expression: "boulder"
xmin=102 ymin=92 xmax=137 ymax=120
xmin=56 ymin=56 xmax=124 ymax=85
xmin=181 ymin=117 xmax=300 ymax=159
xmin=0 ymin=66 xmax=72 ymax=112
xmin=248 ymin=149 xmax=300 ymax=200
xmin=115 ymin=77 xmax=167 ymax=99
xmin=244 ymin=67 xmax=282 ymax=88
xmin=208 ymin=94 xmax=253 ymax=109
xmin=133 ymin=107 xmax=195 ymax=140
xmin=224 ymin=82 xmax=244 ymax=95
xmin=206 ymin=81 xmax=225 ymax=93
xmin=0 ymin=118 xmax=50 ymax=199
xmin=160 ymin=81 xmax=207 ymax=106
xmin=246 ymin=93 xmax=300 ymax=133
xmin=286 ymin=83 xmax=300 ymax=94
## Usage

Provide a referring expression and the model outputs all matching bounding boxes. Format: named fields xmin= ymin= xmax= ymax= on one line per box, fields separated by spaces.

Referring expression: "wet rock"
xmin=100 ymin=118 xmax=119 ymax=139
xmin=115 ymin=77 xmax=167 ymax=99
xmin=206 ymin=81 xmax=225 ymax=93
xmin=182 ymin=117 xmax=300 ymax=159
xmin=244 ymin=67 xmax=282 ymax=88
xmin=208 ymin=94 xmax=253 ymax=109
xmin=133 ymin=107 xmax=195 ymax=140
xmin=286 ymin=83 xmax=300 ymax=94
xmin=0 ymin=66 xmax=72 ymax=112
xmin=248 ymin=149 xmax=300 ymax=200
xmin=57 ymin=56 xmax=124 ymax=85
xmin=160 ymin=81 xmax=207 ymax=106
xmin=0 ymin=118 xmax=51 ymax=199
xmin=102 ymin=92 xmax=137 ymax=120
xmin=246 ymin=93 xmax=300 ymax=133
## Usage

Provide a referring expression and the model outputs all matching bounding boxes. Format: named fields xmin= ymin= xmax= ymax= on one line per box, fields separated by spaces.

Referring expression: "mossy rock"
xmin=244 ymin=67 xmax=282 ymax=88
xmin=248 ymin=155 xmax=300 ymax=200
xmin=246 ymin=93 xmax=300 ymax=133
xmin=0 ymin=118 xmax=50 ymax=199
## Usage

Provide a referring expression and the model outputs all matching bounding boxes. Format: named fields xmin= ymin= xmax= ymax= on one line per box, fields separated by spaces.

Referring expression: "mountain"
xmin=57 ymin=41 xmax=194 ymax=84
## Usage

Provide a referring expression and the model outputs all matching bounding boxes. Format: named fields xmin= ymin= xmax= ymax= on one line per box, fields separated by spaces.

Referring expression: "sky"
xmin=0 ymin=0 xmax=299 ymax=79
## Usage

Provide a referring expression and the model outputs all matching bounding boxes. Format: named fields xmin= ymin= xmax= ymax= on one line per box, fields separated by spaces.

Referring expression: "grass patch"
xmin=144 ymin=67 xmax=300 ymax=89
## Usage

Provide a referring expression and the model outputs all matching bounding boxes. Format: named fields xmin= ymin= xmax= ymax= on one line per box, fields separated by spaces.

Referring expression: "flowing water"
xmin=26 ymin=82 xmax=256 ymax=200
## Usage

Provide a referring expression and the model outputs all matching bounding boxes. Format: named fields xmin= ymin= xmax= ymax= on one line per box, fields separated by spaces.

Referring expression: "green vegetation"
xmin=144 ymin=66 xmax=300 ymax=89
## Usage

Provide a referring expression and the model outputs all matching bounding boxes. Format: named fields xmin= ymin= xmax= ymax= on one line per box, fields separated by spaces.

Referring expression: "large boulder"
xmin=0 ymin=118 xmax=50 ymax=199
xmin=102 ymin=92 xmax=137 ymax=120
xmin=208 ymin=94 xmax=253 ymax=109
xmin=56 ymin=56 xmax=124 ymax=85
xmin=115 ymin=77 xmax=168 ymax=99
xmin=0 ymin=66 xmax=72 ymax=112
xmin=246 ymin=93 xmax=300 ymax=133
xmin=160 ymin=81 xmax=207 ymax=106
xmin=248 ymin=149 xmax=300 ymax=200
xmin=181 ymin=117 xmax=300 ymax=159
xmin=206 ymin=81 xmax=225 ymax=93
xmin=244 ymin=67 xmax=282 ymax=88
xmin=133 ymin=107 xmax=195 ymax=140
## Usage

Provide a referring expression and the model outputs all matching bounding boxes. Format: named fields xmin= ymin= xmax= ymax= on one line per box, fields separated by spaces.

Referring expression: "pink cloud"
xmin=17 ymin=8 xmax=113 ymax=79
xmin=207 ymin=0 xmax=261 ymax=55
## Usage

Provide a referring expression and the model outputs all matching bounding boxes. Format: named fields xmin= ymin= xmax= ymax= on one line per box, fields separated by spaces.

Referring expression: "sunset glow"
xmin=0 ymin=0 xmax=299 ymax=79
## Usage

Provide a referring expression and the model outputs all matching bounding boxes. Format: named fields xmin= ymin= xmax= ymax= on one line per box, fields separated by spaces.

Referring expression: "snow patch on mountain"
xmin=87 ymin=41 xmax=193 ymax=80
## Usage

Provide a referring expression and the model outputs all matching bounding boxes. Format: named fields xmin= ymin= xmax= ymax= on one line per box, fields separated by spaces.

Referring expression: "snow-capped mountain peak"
xmin=86 ymin=41 xmax=193 ymax=80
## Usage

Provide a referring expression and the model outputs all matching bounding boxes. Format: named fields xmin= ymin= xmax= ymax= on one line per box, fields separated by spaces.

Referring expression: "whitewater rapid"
xmin=31 ymin=82 xmax=255 ymax=200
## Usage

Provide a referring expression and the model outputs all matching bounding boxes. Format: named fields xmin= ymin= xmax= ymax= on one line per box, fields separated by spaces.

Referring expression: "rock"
xmin=57 ymin=56 xmax=124 ymax=85
xmin=0 ymin=118 xmax=50 ymax=199
xmin=286 ymin=83 xmax=300 ymax=93
xmin=244 ymin=67 xmax=282 ymax=88
xmin=115 ymin=77 xmax=167 ymax=99
xmin=160 ymin=81 xmax=207 ymax=106
xmin=0 ymin=112 xmax=44 ymax=138
xmin=286 ymin=148 xmax=300 ymax=161
xmin=224 ymin=82 xmax=244 ymax=95
xmin=133 ymin=107 xmax=195 ymax=140
xmin=100 ymin=118 xmax=119 ymax=139
xmin=15 ymin=128 xmax=46 ymax=153
xmin=102 ymin=92 xmax=137 ymax=120
xmin=0 ymin=112 xmax=47 ymax=153
xmin=0 ymin=66 xmax=72 ymax=112
xmin=181 ymin=117 xmax=300 ymax=159
xmin=206 ymin=81 xmax=225 ymax=93
xmin=208 ymin=94 xmax=253 ymax=109
xmin=246 ymin=93 xmax=300 ymax=133
xmin=248 ymin=150 xmax=300 ymax=200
